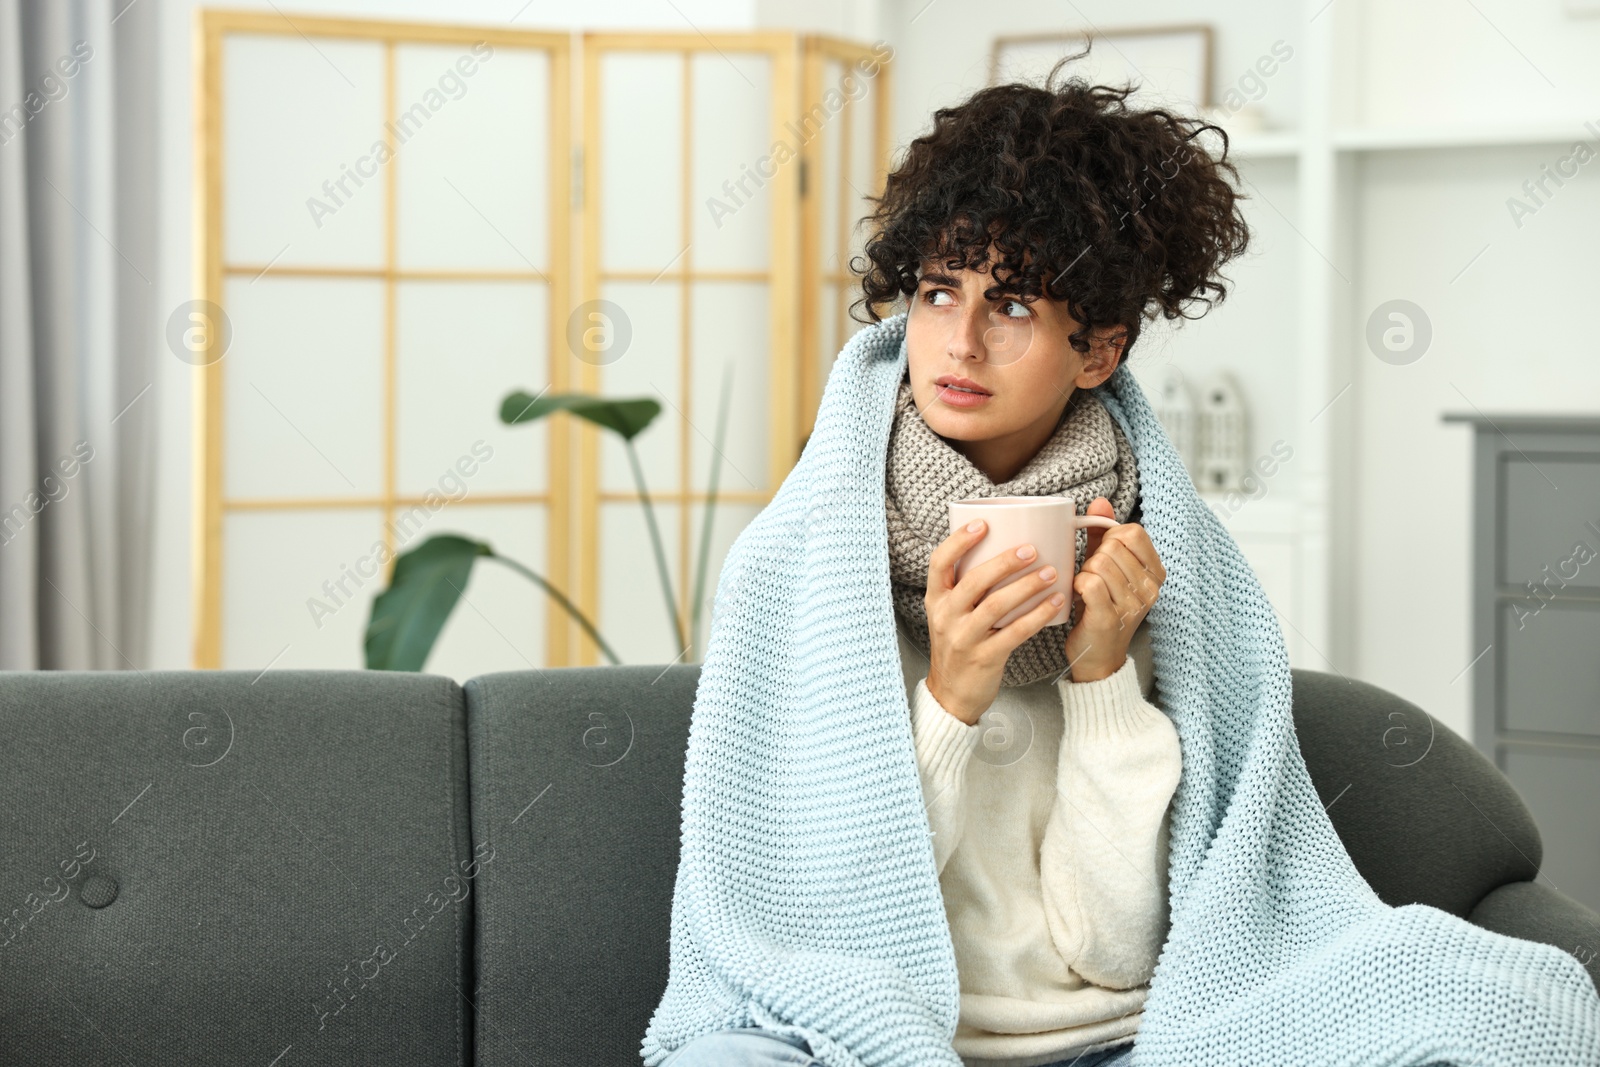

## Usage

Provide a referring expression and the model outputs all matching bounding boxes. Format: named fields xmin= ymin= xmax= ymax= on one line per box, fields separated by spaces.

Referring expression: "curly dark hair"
xmin=852 ymin=49 xmax=1252 ymax=362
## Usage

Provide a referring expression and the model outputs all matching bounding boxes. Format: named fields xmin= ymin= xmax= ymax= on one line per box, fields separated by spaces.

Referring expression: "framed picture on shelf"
xmin=990 ymin=24 xmax=1212 ymax=116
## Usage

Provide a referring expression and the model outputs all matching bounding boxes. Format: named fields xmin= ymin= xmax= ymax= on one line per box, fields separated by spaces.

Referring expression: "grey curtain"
xmin=0 ymin=0 xmax=158 ymax=669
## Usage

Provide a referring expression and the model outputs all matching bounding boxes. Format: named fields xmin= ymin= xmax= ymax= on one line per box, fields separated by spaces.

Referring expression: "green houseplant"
xmin=364 ymin=368 xmax=734 ymax=672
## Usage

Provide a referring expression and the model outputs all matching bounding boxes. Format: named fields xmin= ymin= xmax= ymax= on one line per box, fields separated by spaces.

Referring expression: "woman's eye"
xmin=924 ymin=289 xmax=953 ymax=306
xmin=999 ymin=299 xmax=1031 ymax=319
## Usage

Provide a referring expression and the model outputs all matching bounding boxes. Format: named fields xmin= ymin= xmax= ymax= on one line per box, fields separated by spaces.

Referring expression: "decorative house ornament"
xmin=1148 ymin=364 xmax=1200 ymax=485
xmin=1196 ymin=371 xmax=1249 ymax=493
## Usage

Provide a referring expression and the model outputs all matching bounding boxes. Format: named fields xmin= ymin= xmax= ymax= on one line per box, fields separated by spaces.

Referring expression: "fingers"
xmin=1106 ymin=523 xmax=1165 ymax=582
xmin=1073 ymin=567 xmax=1129 ymax=633
xmin=1077 ymin=537 xmax=1162 ymax=626
xmin=970 ymin=558 xmax=1063 ymax=633
xmin=1082 ymin=522 xmax=1165 ymax=598
xmin=927 ymin=519 xmax=989 ymax=599
xmin=952 ymin=541 xmax=1048 ymax=616
xmin=991 ymin=586 xmax=1069 ymax=649
xmin=1095 ymin=538 xmax=1153 ymax=596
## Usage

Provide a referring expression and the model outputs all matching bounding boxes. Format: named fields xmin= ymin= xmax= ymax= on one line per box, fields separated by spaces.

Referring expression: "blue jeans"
xmin=657 ymin=1026 xmax=1136 ymax=1067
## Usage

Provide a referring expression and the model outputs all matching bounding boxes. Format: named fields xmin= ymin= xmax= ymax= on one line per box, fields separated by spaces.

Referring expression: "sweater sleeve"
xmin=908 ymin=677 xmax=983 ymax=875
xmin=1039 ymin=653 xmax=1182 ymax=990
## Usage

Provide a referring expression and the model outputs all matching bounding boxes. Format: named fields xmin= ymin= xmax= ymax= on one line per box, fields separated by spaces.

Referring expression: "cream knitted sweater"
xmin=894 ymin=613 xmax=1182 ymax=1067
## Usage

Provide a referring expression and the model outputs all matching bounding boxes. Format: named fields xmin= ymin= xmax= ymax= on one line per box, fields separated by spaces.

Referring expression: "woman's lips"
xmin=935 ymin=383 xmax=992 ymax=408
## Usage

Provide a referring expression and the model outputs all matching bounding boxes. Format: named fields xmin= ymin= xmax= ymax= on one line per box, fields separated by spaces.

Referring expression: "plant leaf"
xmin=365 ymin=534 xmax=489 ymax=671
xmin=499 ymin=391 xmax=661 ymax=441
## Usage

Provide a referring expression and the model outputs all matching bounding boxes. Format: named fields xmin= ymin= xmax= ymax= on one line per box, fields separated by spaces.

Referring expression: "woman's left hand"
xmin=1064 ymin=496 xmax=1166 ymax=683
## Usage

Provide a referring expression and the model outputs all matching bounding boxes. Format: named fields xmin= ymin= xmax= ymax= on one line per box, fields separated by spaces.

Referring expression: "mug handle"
xmin=1068 ymin=514 xmax=1119 ymax=565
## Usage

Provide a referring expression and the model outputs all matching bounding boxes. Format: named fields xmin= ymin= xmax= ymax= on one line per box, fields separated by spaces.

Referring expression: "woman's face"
xmin=904 ymin=253 xmax=1125 ymax=483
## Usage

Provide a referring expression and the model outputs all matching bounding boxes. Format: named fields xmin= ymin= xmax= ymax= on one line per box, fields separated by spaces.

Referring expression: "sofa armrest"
xmin=1468 ymin=880 xmax=1600 ymax=995
xmin=1290 ymin=668 xmax=1541 ymax=918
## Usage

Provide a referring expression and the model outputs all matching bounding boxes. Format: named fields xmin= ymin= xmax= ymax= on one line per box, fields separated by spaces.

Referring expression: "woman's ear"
xmin=1075 ymin=326 xmax=1127 ymax=388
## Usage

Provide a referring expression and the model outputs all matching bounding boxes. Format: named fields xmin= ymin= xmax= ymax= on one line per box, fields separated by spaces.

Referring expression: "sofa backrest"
xmin=0 ymin=669 xmax=474 ymax=1067
xmin=464 ymin=664 xmax=698 ymax=1067
xmin=0 ymin=662 xmax=1552 ymax=1067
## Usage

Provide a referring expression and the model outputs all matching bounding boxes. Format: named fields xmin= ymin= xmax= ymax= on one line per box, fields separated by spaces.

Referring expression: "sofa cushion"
xmin=464 ymin=664 xmax=698 ymax=1067
xmin=0 ymin=669 xmax=473 ymax=1066
xmin=1289 ymin=668 xmax=1541 ymax=918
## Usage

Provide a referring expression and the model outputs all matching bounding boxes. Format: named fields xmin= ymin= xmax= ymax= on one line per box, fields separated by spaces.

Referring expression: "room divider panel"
xmin=193 ymin=12 xmax=571 ymax=675
xmin=573 ymin=33 xmax=891 ymax=667
xmin=576 ymin=32 xmax=793 ymax=670
xmin=193 ymin=13 xmax=891 ymax=673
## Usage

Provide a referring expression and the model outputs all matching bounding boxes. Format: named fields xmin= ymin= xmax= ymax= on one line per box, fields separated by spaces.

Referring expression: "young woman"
xmin=656 ymin=57 xmax=1249 ymax=1067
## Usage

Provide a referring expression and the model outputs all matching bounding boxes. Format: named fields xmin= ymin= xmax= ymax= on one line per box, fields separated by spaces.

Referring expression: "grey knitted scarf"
xmin=884 ymin=373 xmax=1140 ymax=687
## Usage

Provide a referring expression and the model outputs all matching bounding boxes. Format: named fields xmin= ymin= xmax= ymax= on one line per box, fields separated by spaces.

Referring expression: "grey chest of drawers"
xmin=1444 ymin=412 xmax=1600 ymax=913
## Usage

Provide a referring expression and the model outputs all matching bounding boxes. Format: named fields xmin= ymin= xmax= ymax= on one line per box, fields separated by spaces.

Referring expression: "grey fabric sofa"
xmin=1 ymin=664 xmax=1595 ymax=1066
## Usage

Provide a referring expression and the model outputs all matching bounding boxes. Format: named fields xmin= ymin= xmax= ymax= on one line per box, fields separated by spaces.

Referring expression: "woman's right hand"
xmin=923 ymin=518 xmax=1067 ymax=726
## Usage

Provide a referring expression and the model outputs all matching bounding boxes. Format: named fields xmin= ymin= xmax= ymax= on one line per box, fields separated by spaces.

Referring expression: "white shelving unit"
xmin=1330 ymin=122 xmax=1600 ymax=152
xmin=1168 ymin=1 xmax=1600 ymax=674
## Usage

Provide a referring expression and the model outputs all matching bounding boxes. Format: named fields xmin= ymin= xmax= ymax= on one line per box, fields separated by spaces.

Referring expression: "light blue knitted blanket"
xmin=640 ymin=313 xmax=1600 ymax=1067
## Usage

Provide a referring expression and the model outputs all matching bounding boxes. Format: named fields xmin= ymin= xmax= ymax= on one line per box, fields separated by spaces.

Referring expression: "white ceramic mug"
xmin=947 ymin=496 xmax=1119 ymax=629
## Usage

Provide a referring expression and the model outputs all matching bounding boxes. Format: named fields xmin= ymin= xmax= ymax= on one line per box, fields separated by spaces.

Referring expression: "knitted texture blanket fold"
xmin=639 ymin=313 xmax=1600 ymax=1067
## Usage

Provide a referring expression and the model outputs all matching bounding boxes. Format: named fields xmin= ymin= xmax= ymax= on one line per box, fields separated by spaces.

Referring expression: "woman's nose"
xmin=948 ymin=306 xmax=988 ymax=361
